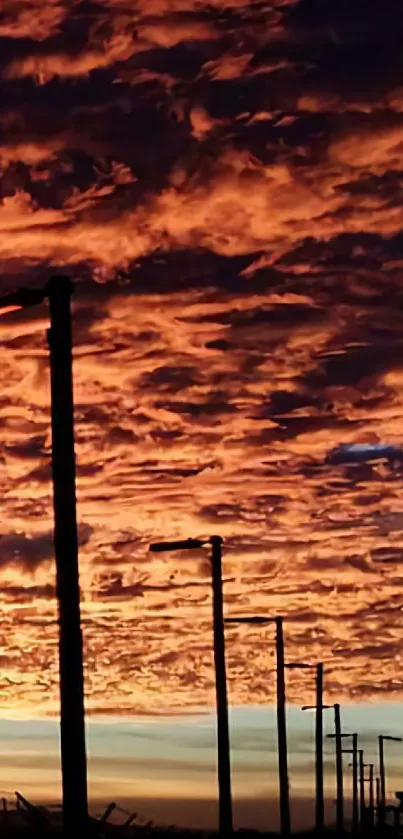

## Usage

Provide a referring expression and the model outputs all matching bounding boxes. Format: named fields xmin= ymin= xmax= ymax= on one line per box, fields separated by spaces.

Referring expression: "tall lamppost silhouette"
xmin=278 ymin=653 xmax=314 ymax=838
xmin=341 ymin=733 xmax=359 ymax=835
xmin=301 ymin=663 xmax=332 ymax=833
xmin=149 ymin=536 xmax=232 ymax=835
xmin=326 ymin=704 xmax=344 ymax=834
xmin=224 ymin=615 xmax=309 ymax=837
xmin=378 ymin=734 xmax=402 ymax=825
xmin=224 ymin=616 xmax=287 ymax=835
xmin=0 ymin=279 xmax=88 ymax=833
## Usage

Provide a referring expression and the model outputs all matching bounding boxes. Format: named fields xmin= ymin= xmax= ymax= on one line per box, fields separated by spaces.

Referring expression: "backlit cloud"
xmin=0 ymin=0 xmax=402 ymax=718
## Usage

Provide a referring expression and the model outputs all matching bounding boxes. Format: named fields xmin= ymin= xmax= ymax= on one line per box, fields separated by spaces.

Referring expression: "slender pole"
xmin=334 ymin=704 xmax=344 ymax=834
xmin=358 ymin=750 xmax=365 ymax=832
xmin=315 ymin=663 xmax=324 ymax=833
xmin=210 ymin=536 xmax=233 ymax=834
xmin=275 ymin=617 xmax=291 ymax=837
xmin=368 ymin=764 xmax=374 ymax=828
xmin=379 ymin=736 xmax=385 ymax=826
xmin=47 ymin=277 xmax=88 ymax=833
xmin=352 ymin=734 xmax=358 ymax=835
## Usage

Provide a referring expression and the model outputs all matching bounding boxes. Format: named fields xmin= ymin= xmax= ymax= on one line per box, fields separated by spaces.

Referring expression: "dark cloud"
xmin=0 ymin=531 xmax=55 ymax=570
xmin=0 ymin=523 xmax=92 ymax=571
xmin=327 ymin=443 xmax=403 ymax=465
xmin=0 ymin=583 xmax=55 ymax=601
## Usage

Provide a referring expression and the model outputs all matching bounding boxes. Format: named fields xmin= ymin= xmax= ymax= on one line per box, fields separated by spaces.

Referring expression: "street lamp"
xmin=300 ymin=663 xmax=332 ymax=834
xmin=349 ymin=750 xmax=365 ymax=828
xmin=0 ymin=278 xmax=87 ymax=833
xmin=150 ymin=536 xmax=232 ymax=835
xmin=348 ymin=756 xmax=375 ymax=831
xmin=326 ymin=704 xmax=344 ymax=835
xmin=225 ymin=616 xmax=299 ymax=837
xmin=359 ymin=750 xmax=365 ymax=827
xmin=378 ymin=735 xmax=402 ymax=824
xmin=364 ymin=763 xmax=375 ymax=828
xmin=341 ymin=734 xmax=359 ymax=835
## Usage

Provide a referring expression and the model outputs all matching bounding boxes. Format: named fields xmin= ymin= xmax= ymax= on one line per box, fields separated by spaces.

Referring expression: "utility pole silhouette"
xmin=276 ymin=617 xmax=290 ymax=838
xmin=378 ymin=735 xmax=402 ymax=826
xmin=150 ymin=537 xmax=232 ymax=835
xmin=210 ymin=534 xmax=232 ymax=836
xmin=376 ymin=776 xmax=380 ymax=823
xmin=342 ymin=733 xmax=358 ymax=834
xmin=315 ymin=663 xmax=325 ymax=834
xmin=0 ymin=279 xmax=88 ymax=834
xmin=48 ymin=278 xmax=88 ymax=834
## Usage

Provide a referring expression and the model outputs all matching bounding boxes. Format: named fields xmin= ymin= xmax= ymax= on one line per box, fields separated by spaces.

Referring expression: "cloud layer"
xmin=0 ymin=0 xmax=402 ymax=716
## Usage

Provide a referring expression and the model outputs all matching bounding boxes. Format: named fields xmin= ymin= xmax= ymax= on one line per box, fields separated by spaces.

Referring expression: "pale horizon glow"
xmin=0 ymin=703 xmax=400 ymax=831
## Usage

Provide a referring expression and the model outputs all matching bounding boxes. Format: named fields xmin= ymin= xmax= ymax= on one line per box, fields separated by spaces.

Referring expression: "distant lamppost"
xmin=301 ymin=663 xmax=332 ymax=833
xmin=224 ymin=615 xmax=291 ymax=836
xmin=378 ymin=735 xmax=402 ymax=825
xmin=364 ymin=763 xmax=375 ymax=828
xmin=225 ymin=616 xmax=311 ymax=837
xmin=0 ymin=279 xmax=88 ymax=833
xmin=359 ymin=750 xmax=365 ymax=825
xmin=350 ymin=757 xmax=375 ymax=831
xmin=349 ymin=750 xmax=365 ymax=828
xmin=326 ymin=704 xmax=344 ymax=835
xmin=341 ymin=734 xmax=359 ymax=835
xmin=281 ymin=656 xmax=316 ymax=835
xmin=150 ymin=537 xmax=232 ymax=835
xmin=376 ymin=775 xmax=380 ymax=820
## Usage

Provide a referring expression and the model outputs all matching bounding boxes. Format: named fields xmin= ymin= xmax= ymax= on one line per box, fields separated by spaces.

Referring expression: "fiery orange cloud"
xmin=0 ymin=0 xmax=402 ymax=719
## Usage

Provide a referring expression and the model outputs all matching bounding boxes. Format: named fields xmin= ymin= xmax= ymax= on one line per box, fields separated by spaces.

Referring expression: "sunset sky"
xmin=0 ymin=0 xmax=403 ymax=830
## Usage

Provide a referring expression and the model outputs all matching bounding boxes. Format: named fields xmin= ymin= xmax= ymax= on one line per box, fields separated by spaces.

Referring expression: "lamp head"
xmin=225 ymin=616 xmax=275 ymax=626
xmin=302 ymin=704 xmax=332 ymax=711
xmin=150 ymin=538 xmax=206 ymax=553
